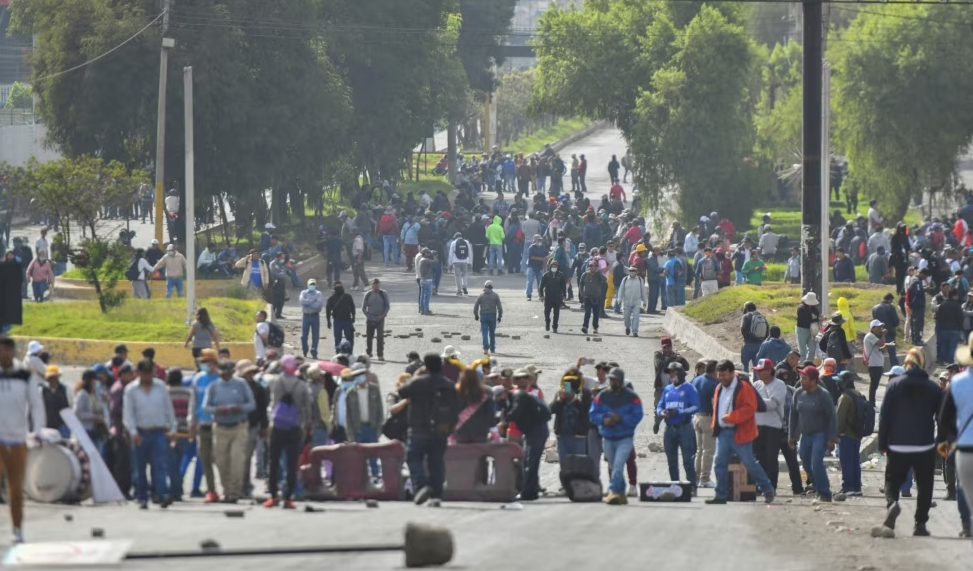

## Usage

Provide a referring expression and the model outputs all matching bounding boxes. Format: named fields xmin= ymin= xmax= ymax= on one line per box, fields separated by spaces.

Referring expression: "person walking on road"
xmin=362 ymin=278 xmax=390 ymax=361
xmin=654 ymin=362 xmax=699 ymax=490
xmin=326 ymin=281 xmax=356 ymax=355
xmin=299 ymin=279 xmax=324 ymax=359
xmin=836 ymin=372 xmax=866 ymax=496
xmin=579 ymin=260 xmax=607 ymax=335
xmin=796 ymin=292 xmax=820 ymax=362
xmin=417 ymin=248 xmax=435 ymax=315
xmin=448 ymin=232 xmax=472 ymax=296
xmin=691 ymin=360 xmax=719 ymax=489
xmin=202 ymin=359 xmax=255 ymax=503
xmin=589 ymin=367 xmax=643 ymax=505
xmin=539 ymin=260 xmax=568 ymax=333
xmin=474 ymin=281 xmax=503 ymax=355
xmin=263 ymin=355 xmax=311 ymax=510
xmin=268 ymin=251 xmax=289 ymax=319
xmin=525 ymin=235 xmax=548 ymax=301
xmin=751 ymin=358 xmax=789 ymax=495
xmin=938 ymin=342 xmax=973 ymax=539
xmin=25 ymin=251 xmax=55 ymax=302
xmin=617 ymin=266 xmax=647 ymax=337
xmin=871 ymin=292 xmax=900 ymax=367
xmin=788 ymin=365 xmax=838 ymax=502
xmin=123 ymin=359 xmax=177 ymax=510
xmin=878 ymin=348 xmax=942 ymax=536
xmin=705 ymin=360 xmax=776 ymax=505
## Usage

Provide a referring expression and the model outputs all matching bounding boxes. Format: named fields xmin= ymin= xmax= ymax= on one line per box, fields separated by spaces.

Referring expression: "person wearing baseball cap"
xmin=871 ymin=292 xmax=900 ymax=367
xmin=654 ymin=361 xmax=700 ymax=491
xmin=590 ymin=367 xmax=643 ymax=505
xmin=863 ymin=319 xmax=890 ymax=404
xmin=788 ymin=364 xmax=837 ymax=502
xmin=750 ymin=358 xmax=792 ymax=495
xmin=653 ymin=337 xmax=689 ymax=398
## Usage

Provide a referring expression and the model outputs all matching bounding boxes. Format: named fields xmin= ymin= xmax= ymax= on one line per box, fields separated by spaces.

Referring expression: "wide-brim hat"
xmin=801 ymin=292 xmax=819 ymax=306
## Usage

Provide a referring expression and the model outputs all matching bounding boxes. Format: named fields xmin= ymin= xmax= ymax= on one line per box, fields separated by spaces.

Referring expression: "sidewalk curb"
xmin=547 ymin=120 xmax=609 ymax=154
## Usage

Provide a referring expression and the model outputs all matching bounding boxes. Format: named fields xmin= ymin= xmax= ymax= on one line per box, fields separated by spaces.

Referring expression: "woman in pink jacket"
xmin=26 ymin=254 xmax=56 ymax=302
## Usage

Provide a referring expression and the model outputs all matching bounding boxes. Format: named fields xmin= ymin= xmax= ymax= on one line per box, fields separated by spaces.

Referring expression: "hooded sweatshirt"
xmin=486 ymin=216 xmax=505 ymax=245
xmin=837 ymin=297 xmax=856 ymax=342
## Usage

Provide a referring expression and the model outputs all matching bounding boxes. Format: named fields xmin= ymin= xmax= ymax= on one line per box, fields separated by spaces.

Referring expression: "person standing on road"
xmin=872 ymin=293 xmax=900 ymax=367
xmin=751 ymin=358 xmax=789 ymax=495
xmin=152 ymin=244 xmax=187 ymax=298
xmin=326 ymin=282 xmax=356 ymax=354
xmin=788 ymin=365 xmax=837 ymax=502
xmin=795 ymin=292 xmax=820 ymax=362
xmin=579 ymin=260 xmax=607 ymax=335
xmin=299 ymin=279 xmax=324 ymax=359
xmin=187 ymin=349 xmax=221 ymax=503
xmin=268 ymin=251 xmax=289 ymax=319
xmin=937 ymin=347 xmax=973 ymax=539
xmin=617 ymin=266 xmax=647 ymax=337
xmin=362 ymin=278 xmax=390 ymax=361
xmin=525 ymin=235 xmax=548 ymax=301
xmin=486 ymin=215 xmax=506 ymax=276
xmin=237 ymin=360 xmax=267 ymax=498
xmin=705 ymin=360 xmax=777 ymax=505
xmin=539 ymin=260 xmax=568 ymax=333
xmin=398 ymin=353 xmax=458 ymax=508
xmin=123 ymin=359 xmax=177 ymax=510
xmin=589 ymin=367 xmax=643 ymax=505
xmin=607 ymin=155 xmax=620 ymax=184
xmin=863 ymin=319 xmax=889 ymax=404
xmin=351 ymin=230 xmax=368 ymax=289
xmin=448 ymin=232 xmax=472 ymax=296
xmin=263 ymin=355 xmax=311 ymax=510
xmin=836 ymin=371 xmax=866 ymax=496
xmin=878 ymin=348 xmax=942 ymax=537
xmin=376 ymin=206 xmax=400 ymax=267
xmin=473 ymin=281 xmax=503 ymax=355
xmin=417 ymin=248 xmax=435 ymax=316
xmin=202 ymin=359 xmax=255 ymax=504
xmin=655 ymin=362 xmax=699 ymax=490
xmin=508 ymin=369 xmax=552 ymax=502
xmin=691 ymin=360 xmax=719 ymax=489
xmin=0 ymin=336 xmax=45 ymax=544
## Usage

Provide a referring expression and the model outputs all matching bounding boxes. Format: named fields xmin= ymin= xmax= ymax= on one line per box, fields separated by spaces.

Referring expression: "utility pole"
xmin=800 ymin=0 xmax=823 ymax=308
xmin=820 ymin=3 xmax=832 ymax=319
xmin=184 ymin=66 xmax=196 ymax=325
xmin=154 ymin=0 xmax=173 ymax=245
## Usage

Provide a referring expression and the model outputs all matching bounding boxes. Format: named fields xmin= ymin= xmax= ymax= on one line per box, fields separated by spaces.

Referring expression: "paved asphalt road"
xmin=6 ymin=127 xmax=971 ymax=569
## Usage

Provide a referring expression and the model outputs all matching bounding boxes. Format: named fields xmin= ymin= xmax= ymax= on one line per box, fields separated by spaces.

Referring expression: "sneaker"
xmin=456 ymin=291 xmax=463 ymax=296
xmin=463 ymin=288 xmax=468 ymax=295
xmin=204 ymin=491 xmax=220 ymax=503
xmin=262 ymin=498 xmax=279 ymax=508
xmin=764 ymin=490 xmax=776 ymax=504
xmin=414 ymin=486 xmax=431 ymax=506
xmin=427 ymin=498 xmax=442 ymax=508
xmin=282 ymin=500 xmax=296 ymax=510
xmin=960 ymin=527 xmax=971 ymax=538
xmin=221 ymin=497 xmax=238 ymax=504
xmin=901 ymin=490 xmax=913 ymax=498
xmin=12 ymin=528 xmax=24 ymax=544
xmin=945 ymin=492 xmax=957 ymax=501
xmin=190 ymin=490 xmax=205 ymax=498
xmin=625 ymin=328 xmax=630 ymax=336
xmin=552 ymin=328 xmax=558 ymax=334
xmin=605 ymin=493 xmax=626 ymax=505
xmin=846 ymin=491 xmax=863 ymax=497
xmin=913 ymin=523 xmax=930 ymax=537
xmin=883 ymin=501 xmax=901 ymax=530
xmin=527 ymin=295 xmax=531 ymax=301
xmin=593 ymin=329 xmax=598 ymax=335
xmin=817 ymin=495 xmax=832 ymax=503
xmin=581 ymin=327 xmax=588 ymax=334
xmin=628 ymin=484 xmax=638 ymax=497
xmin=376 ymin=355 xmax=384 ymax=361
xmin=698 ymin=482 xmax=715 ymax=489
xmin=705 ymin=497 xmax=727 ymax=505
xmin=138 ymin=501 xmax=148 ymax=510
xmin=632 ymin=333 xmax=639 ymax=337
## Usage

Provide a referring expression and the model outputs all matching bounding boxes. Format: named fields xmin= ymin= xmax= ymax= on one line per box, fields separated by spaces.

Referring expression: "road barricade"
xmin=301 ymin=441 xmax=406 ymax=501
xmin=442 ymin=442 xmax=523 ymax=502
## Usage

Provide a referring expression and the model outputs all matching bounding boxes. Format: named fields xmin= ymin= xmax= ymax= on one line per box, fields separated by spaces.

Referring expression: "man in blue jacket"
xmin=756 ymin=326 xmax=792 ymax=365
xmin=590 ymin=367 xmax=643 ymax=505
xmin=655 ymin=362 xmax=700 ymax=490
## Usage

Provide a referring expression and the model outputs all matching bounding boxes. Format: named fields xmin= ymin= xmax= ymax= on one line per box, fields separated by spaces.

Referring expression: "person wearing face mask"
xmin=589 ymin=367 xmax=643 ymax=505
xmin=25 ymin=250 xmax=55 ymax=302
xmin=186 ymin=349 xmax=221 ymax=503
xmin=300 ymin=279 xmax=324 ymax=360
xmin=343 ymin=363 xmax=384 ymax=480
xmin=152 ymin=244 xmax=188 ymax=299
xmin=326 ymin=281 xmax=356 ymax=355
xmin=654 ymin=362 xmax=700 ymax=492
xmin=263 ymin=355 xmax=312 ymax=509
xmin=202 ymin=359 xmax=256 ymax=503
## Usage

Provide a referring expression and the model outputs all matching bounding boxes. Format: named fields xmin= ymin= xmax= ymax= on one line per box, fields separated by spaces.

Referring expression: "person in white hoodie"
xmin=616 ymin=266 xmax=647 ymax=337
xmin=0 ymin=336 xmax=46 ymax=544
xmin=448 ymin=232 xmax=472 ymax=296
xmin=751 ymin=358 xmax=791 ymax=493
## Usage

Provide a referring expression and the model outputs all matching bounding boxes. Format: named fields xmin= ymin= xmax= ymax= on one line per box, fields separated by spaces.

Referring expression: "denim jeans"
xmin=31 ymin=281 xmax=48 ymax=302
xmin=648 ymin=280 xmax=662 ymax=312
xmin=168 ymin=437 xmax=189 ymax=498
xmin=301 ymin=313 xmax=320 ymax=357
xmin=488 ymin=244 xmax=503 ymax=271
xmin=663 ymin=421 xmax=697 ymax=485
xmin=286 ymin=266 xmax=300 ymax=288
xmin=134 ymin=430 xmax=170 ymax=502
xmin=838 ymin=435 xmax=862 ymax=493
xmin=557 ymin=435 xmax=587 ymax=462
xmin=741 ymin=341 xmax=762 ymax=372
xmin=582 ymin=297 xmax=600 ymax=330
xmin=525 ymin=267 xmax=542 ymax=297
xmin=795 ymin=326 xmax=814 ymax=362
xmin=623 ymin=304 xmax=641 ymax=334
xmin=419 ymin=279 xmax=433 ymax=313
xmin=382 ymin=235 xmax=396 ymax=265
xmin=886 ymin=335 xmax=899 ymax=367
xmin=799 ymin=432 xmax=832 ymax=499
xmin=713 ymin=427 xmax=773 ymax=500
xmin=407 ymin=435 xmax=448 ymax=499
xmin=666 ymin=283 xmax=683 ymax=307
xmin=603 ymin=436 xmax=634 ymax=494
xmin=938 ymin=328 xmax=960 ymax=363
xmin=179 ymin=440 xmax=204 ymax=493
xmin=480 ymin=312 xmax=497 ymax=352
xmin=166 ymin=277 xmax=184 ymax=298
xmin=735 ymin=270 xmax=744 ymax=285
xmin=431 ymin=262 xmax=442 ymax=289
xmin=333 ymin=318 xmax=354 ymax=353
xmin=356 ymin=424 xmax=381 ymax=478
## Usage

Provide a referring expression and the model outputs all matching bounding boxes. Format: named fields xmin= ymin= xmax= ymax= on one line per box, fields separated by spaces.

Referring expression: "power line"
xmin=32 ymin=11 xmax=164 ymax=83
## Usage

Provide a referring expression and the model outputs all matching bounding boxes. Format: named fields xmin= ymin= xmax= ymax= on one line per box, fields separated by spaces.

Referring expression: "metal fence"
xmin=0 ymin=107 xmax=35 ymax=127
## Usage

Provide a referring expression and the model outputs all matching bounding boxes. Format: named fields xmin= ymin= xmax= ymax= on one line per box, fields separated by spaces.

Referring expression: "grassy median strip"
xmin=11 ymin=297 xmax=264 ymax=342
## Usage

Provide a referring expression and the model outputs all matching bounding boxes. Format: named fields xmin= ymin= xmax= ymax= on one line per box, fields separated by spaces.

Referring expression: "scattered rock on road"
xmin=647 ymin=442 xmax=663 ymax=453
xmin=431 ymin=338 xmax=442 ymax=343
xmin=544 ymin=449 xmax=559 ymax=463
xmin=461 ymin=335 xmax=471 ymax=340
xmin=870 ymin=525 xmax=895 ymax=539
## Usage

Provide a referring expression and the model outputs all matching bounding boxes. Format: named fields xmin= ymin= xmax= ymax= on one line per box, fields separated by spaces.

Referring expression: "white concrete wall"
xmin=0 ymin=123 xmax=61 ymax=166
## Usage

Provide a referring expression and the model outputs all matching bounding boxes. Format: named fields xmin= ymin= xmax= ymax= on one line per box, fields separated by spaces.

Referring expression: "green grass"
xmin=502 ymin=118 xmax=589 ymax=157
xmin=682 ymin=284 xmax=914 ymax=345
xmin=688 ymin=259 xmax=870 ymax=283
xmin=10 ymin=297 xmax=264 ymax=342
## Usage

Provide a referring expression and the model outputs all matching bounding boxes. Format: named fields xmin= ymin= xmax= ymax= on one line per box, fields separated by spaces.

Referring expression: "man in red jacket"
xmin=705 ymin=360 xmax=776 ymax=505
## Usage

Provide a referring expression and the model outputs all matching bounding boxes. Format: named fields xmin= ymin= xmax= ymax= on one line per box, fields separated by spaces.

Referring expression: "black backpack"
xmin=266 ymin=322 xmax=285 ymax=347
xmin=849 ymin=391 xmax=876 ymax=437
xmin=430 ymin=384 xmax=460 ymax=438
xmin=454 ymin=240 xmax=469 ymax=261
xmin=125 ymin=258 xmax=141 ymax=281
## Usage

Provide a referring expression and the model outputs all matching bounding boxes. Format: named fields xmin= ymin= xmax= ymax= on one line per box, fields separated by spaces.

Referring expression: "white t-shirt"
xmin=862 ymin=332 xmax=885 ymax=367
xmin=165 ymin=195 xmax=180 ymax=213
xmin=35 ymin=237 xmax=49 ymax=256
xmin=135 ymin=259 xmax=153 ymax=281
xmin=718 ymin=378 xmax=738 ymax=428
xmin=254 ymin=322 xmax=270 ymax=359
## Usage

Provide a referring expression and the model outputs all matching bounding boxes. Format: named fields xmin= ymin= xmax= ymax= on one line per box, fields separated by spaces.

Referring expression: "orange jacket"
xmin=710 ymin=378 xmax=760 ymax=444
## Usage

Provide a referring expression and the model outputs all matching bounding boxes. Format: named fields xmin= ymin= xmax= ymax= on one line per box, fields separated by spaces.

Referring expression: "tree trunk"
xmin=446 ymin=123 xmax=458 ymax=184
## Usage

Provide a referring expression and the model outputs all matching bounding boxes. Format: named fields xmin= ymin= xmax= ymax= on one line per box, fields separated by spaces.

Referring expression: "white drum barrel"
xmin=25 ymin=441 xmax=91 ymax=503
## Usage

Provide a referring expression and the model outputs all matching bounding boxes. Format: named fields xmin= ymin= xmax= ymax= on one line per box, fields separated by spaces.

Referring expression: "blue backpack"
xmin=272 ymin=385 xmax=300 ymax=430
